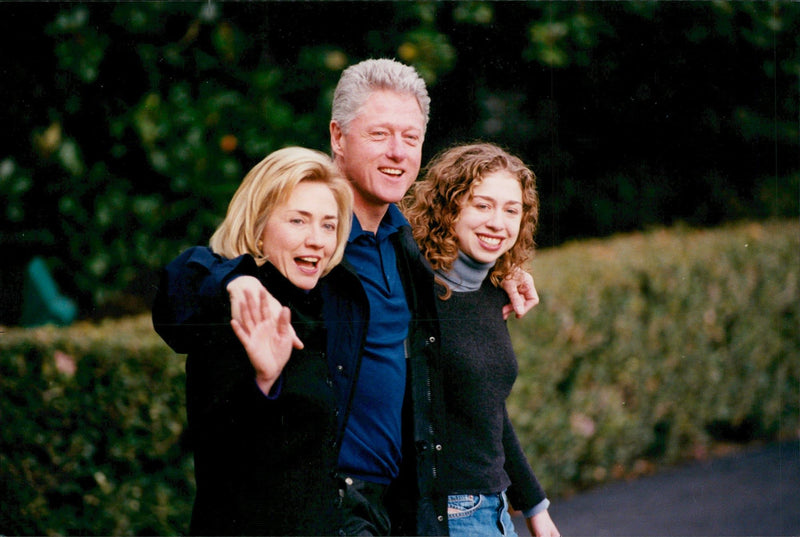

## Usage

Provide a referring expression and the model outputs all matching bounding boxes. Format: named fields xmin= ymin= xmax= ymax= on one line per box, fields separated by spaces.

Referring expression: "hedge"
xmin=0 ymin=316 xmax=192 ymax=535
xmin=508 ymin=219 xmax=799 ymax=497
xmin=1 ymin=219 xmax=797 ymax=534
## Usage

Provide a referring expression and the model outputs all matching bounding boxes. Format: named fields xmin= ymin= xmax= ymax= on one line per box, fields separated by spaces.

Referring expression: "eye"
xmin=404 ymin=133 xmax=420 ymax=145
xmin=290 ymin=217 xmax=305 ymax=225
xmin=506 ymin=207 xmax=521 ymax=216
xmin=323 ymin=222 xmax=337 ymax=232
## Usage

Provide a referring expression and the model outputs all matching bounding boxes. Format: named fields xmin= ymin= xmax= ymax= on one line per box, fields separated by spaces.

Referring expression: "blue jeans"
xmin=447 ymin=491 xmax=519 ymax=537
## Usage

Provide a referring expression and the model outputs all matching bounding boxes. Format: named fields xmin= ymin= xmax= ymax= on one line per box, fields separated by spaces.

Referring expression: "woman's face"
xmin=260 ymin=181 xmax=340 ymax=290
xmin=453 ymin=170 xmax=523 ymax=264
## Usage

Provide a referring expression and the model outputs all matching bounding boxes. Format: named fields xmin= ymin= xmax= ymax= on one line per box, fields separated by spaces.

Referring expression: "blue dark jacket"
xmin=152 ymin=226 xmax=449 ymax=536
xmin=153 ymin=247 xmax=368 ymax=535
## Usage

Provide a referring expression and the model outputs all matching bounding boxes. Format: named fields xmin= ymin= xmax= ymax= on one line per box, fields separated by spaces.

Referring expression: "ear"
xmin=330 ymin=121 xmax=344 ymax=159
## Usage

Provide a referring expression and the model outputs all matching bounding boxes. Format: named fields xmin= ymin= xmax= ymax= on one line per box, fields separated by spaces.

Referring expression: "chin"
xmin=292 ymin=278 xmax=319 ymax=290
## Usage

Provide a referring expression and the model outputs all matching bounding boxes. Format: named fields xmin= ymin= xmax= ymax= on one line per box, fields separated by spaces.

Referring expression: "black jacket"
xmin=153 ymin=248 xmax=368 ymax=535
xmin=152 ymin=226 xmax=449 ymax=536
xmin=385 ymin=225 xmax=448 ymax=536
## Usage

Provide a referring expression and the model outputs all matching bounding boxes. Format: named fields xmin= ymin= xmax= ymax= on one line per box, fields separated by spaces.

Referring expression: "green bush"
xmin=508 ymin=219 xmax=799 ymax=496
xmin=0 ymin=316 xmax=191 ymax=535
xmin=1 ymin=220 xmax=797 ymax=533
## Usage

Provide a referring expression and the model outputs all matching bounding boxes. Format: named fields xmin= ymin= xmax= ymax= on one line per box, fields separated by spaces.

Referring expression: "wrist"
xmin=254 ymin=372 xmax=280 ymax=397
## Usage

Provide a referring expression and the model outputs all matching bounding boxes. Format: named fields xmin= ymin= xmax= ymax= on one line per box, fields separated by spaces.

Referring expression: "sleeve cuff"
xmin=255 ymin=374 xmax=283 ymax=400
xmin=522 ymin=498 xmax=550 ymax=519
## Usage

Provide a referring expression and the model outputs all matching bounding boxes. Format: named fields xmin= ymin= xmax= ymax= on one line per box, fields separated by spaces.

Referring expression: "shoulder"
xmin=166 ymin=246 xmax=256 ymax=276
xmin=320 ymin=263 xmax=367 ymax=304
xmin=482 ymin=279 xmax=509 ymax=307
xmin=445 ymin=281 xmax=507 ymax=314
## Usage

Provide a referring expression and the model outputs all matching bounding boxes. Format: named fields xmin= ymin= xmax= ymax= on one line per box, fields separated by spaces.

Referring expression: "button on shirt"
xmin=337 ymin=204 xmax=411 ymax=484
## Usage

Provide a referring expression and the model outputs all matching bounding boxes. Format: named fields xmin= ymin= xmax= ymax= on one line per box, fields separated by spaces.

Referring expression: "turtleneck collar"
xmin=258 ymin=261 xmax=315 ymax=303
xmin=435 ymin=250 xmax=494 ymax=292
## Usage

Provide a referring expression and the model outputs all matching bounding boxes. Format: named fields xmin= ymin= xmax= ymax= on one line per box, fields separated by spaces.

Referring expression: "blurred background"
xmin=0 ymin=2 xmax=797 ymax=535
xmin=0 ymin=1 xmax=796 ymax=322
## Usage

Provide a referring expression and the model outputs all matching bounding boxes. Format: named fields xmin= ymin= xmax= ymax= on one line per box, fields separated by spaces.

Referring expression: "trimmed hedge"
xmin=0 ymin=316 xmax=191 ymax=535
xmin=508 ymin=219 xmax=799 ymax=496
xmin=1 ymin=219 xmax=797 ymax=533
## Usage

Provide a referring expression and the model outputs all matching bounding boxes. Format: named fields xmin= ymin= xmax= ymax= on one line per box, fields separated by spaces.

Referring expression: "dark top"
xmin=153 ymin=248 xmax=368 ymax=536
xmin=153 ymin=227 xmax=450 ymax=536
xmin=435 ymin=278 xmax=547 ymax=512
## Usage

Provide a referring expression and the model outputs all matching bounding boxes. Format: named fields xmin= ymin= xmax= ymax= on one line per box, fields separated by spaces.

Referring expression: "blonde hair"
xmin=209 ymin=147 xmax=353 ymax=275
xmin=402 ymin=142 xmax=538 ymax=287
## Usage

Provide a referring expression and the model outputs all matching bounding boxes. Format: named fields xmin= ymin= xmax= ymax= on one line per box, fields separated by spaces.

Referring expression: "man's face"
xmin=331 ymin=90 xmax=425 ymax=218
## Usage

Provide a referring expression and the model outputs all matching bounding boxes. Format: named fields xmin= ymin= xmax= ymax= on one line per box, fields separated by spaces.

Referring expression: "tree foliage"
xmin=0 ymin=1 xmax=797 ymax=319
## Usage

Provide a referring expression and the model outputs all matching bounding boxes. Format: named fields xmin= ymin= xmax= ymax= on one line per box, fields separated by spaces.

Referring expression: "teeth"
xmin=478 ymin=235 xmax=501 ymax=246
xmin=380 ymin=167 xmax=402 ymax=176
xmin=297 ymin=257 xmax=319 ymax=265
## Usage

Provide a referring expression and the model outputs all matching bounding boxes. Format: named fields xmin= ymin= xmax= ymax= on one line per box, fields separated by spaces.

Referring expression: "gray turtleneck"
xmin=435 ymin=251 xmax=494 ymax=292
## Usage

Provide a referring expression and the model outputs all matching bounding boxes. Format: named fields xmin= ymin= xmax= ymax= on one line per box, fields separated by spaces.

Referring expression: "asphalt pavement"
xmin=513 ymin=440 xmax=800 ymax=536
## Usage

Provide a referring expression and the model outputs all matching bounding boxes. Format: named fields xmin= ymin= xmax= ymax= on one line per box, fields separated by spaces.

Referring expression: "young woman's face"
xmin=454 ymin=170 xmax=523 ymax=264
xmin=260 ymin=181 xmax=340 ymax=290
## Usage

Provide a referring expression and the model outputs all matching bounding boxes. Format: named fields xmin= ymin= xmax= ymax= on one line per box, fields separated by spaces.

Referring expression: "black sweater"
xmin=435 ymin=278 xmax=546 ymax=512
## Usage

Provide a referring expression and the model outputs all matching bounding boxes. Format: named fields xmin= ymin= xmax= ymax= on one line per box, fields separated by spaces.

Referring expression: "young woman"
xmin=402 ymin=143 xmax=561 ymax=537
xmin=153 ymin=147 xmax=371 ymax=535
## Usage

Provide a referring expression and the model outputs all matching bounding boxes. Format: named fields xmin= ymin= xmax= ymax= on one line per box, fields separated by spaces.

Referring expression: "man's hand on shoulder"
xmin=501 ymin=267 xmax=539 ymax=320
xmin=227 ymin=276 xmax=281 ymax=324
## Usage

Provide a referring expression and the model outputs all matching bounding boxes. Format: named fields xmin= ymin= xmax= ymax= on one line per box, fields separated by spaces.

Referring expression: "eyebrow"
xmin=287 ymin=209 xmax=339 ymax=220
xmin=368 ymin=122 xmax=422 ymax=132
xmin=472 ymin=194 xmax=522 ymax=205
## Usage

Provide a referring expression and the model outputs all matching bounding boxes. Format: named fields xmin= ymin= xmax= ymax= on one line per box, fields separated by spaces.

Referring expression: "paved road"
xmin=513 ymin=440 xmax=800 ymax=536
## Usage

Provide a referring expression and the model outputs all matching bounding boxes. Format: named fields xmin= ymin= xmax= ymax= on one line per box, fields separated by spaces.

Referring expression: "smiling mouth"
xmin=379 ymin=167 xmax=403 ymax=177
xmin=477 ymin=234 xmax=502 ymax=246
xmin=295 ymin=256 xmax=321 ymax=270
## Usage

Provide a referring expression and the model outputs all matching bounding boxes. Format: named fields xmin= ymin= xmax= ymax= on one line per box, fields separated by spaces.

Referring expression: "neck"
xmin=436 ymin=251 xmax=493 ymax=292
xmin=353 ymin=199 xmax=390 ymax=233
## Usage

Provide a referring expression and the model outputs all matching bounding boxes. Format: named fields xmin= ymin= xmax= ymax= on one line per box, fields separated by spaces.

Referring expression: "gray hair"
xmin=331 ymin=58 xmax=430 ymax=133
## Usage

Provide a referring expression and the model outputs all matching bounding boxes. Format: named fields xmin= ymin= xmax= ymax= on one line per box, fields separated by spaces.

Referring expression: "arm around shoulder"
xmin=152 ymin=246 xmax=258 ymax=352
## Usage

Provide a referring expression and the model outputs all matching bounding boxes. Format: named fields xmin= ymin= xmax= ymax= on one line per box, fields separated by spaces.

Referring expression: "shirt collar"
xmin=348 ymin=204 xmax=410 ymax=243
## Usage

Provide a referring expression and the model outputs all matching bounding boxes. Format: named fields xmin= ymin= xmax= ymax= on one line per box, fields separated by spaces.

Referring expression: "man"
xmin=153 ymin=58 xmax=538 ymax=536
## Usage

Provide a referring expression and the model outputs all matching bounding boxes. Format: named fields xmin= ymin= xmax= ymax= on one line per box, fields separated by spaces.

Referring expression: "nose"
xmin=385 ymin=133 xmax=407 ymax=160
xmin=305 ymin=226 xmax=325 ymax=247
xmin=486 ymin=208 xmax=504 ymax=230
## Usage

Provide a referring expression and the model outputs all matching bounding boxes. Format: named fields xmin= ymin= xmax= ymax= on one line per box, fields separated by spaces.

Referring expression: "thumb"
xmin=278 ymin=306 xmax=304 ymax=350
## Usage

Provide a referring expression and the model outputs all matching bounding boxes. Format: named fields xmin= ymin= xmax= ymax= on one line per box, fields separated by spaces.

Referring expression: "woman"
xmin=402 ymin=143 xmax=561 ymax=537
xmin=153 ymin=147 xmax=366 ymax=535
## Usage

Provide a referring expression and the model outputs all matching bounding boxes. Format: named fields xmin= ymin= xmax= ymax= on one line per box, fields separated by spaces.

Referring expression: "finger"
xmin=516 ymin=293 xmax=540 ymax=318
xmin=267 ymin=292 xmax=283 ymax=319
xmin=277 ymin=307 xmax=304 ymax=350
xmin=258 ymin=286 xmax=271 ymax=323
xmin=230 ymin=290 xmax=242 ymax=324
xmin=230 ymin=319 xmax=247 ymax=345
xmin=240 ymin=290 xmax=257 ymax=329
xmin=292 ymin=334 xmax=304 ymax=350
xmin=231 ymin=289 xmax=247 ymax=324
xmin=513 ymin=293 xmax=526 ymax=317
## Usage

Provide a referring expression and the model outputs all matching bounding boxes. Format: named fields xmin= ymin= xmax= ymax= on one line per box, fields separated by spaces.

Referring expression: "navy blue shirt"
xmin=337 ymin=204 xmax=410 ymax=484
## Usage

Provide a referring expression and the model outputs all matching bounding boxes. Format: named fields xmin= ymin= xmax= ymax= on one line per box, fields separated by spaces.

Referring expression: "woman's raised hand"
xmin=229 ymin=282 xmax=304 ymax=395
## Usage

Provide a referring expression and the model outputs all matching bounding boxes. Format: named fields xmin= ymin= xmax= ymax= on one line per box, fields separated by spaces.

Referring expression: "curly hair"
xmin=402 ymin=142 xmax=538 ymax=288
